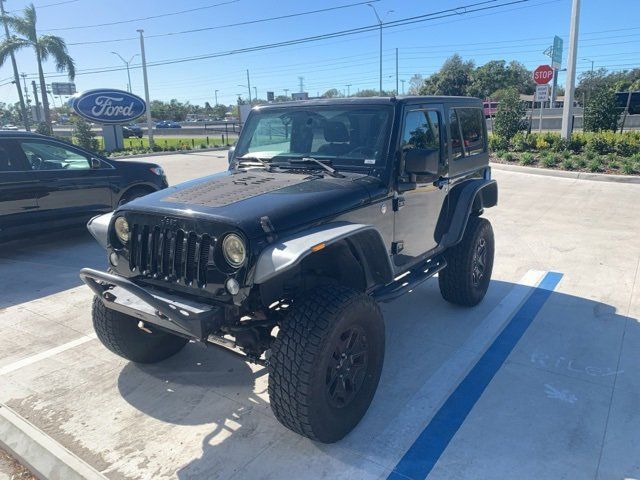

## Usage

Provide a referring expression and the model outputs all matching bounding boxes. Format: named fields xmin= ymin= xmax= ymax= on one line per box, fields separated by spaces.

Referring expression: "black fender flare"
xmin=440 ymin=178 xmax=498 ymax=248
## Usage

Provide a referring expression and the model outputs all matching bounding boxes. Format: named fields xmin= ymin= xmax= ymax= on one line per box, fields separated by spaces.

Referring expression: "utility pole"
xmin=246 ymin=69 xmax=252 ymax=103
xmin=367 ymin=4 xmax=393 ymax=96
xmin=20 ymin=73 xmax=30 ymax=106
xmin=401 ymin=79 xmax=405 ymax=95
xmin=395 ymin=48 xmax=399 ymax=95
xmin=561 ymin=0 xmax=581 ymax=139
xmin=298 ymin=76 xmax=304 ymax=93
xmin=137 ymin=29 xmax=154 ymax=148
xmin=346 ymin=84 xmax=351 ymax=97
xmin=1 ymin=0 xmax=29 ymax=130
xmin=214 ymin=89 xmax=219 ymax=105
xmin=253 ymin=86 xmax=257 ymax=100
xmin=284 ymin=88 xmax=289 ymax=98
xmin=111 ymin=52 xmax=138 ymax=92
xmin=31 ymin=81 xmax=41 ymax=122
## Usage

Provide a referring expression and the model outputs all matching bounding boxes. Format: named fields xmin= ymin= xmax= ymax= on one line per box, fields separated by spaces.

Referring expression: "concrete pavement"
xmin=0 ymin=151 xmax=639 ymax=479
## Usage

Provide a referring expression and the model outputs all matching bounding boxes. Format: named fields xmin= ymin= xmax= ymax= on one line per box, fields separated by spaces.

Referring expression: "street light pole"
xmin=561 ymin=0 xmax=581 ymax=139
xmin=137 ymin=29 xmax=154 ymax=148
xmin=367 ymin=4 xmax=393 ymax=96
xmin=401 ymin=79 xmax=405 ymax=95
xmin=346 ymin=84 xmax=351 ymax=97
xmin=1 ymin=0 xmax=29 ymax=130
xmin=111 ymin=52 xmax=139 ymax=92
xmin=215 ymin=89 xmax=219 ymax=105
xmin=253 ymin=86 xmax=257 ymax=100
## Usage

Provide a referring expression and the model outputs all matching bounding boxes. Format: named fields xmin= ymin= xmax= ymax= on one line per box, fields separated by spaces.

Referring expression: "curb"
xmin=490 ymin=161 xmax=640 ymax=184
xmin=110 ymin=146 xmax=229 ymax=160
xmin=0 ymin=404 xmax=107 ymax=480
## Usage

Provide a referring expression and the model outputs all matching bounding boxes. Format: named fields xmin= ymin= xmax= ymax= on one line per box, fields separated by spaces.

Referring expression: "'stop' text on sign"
xmin=533 ymin=65 xmax=554 ymax=85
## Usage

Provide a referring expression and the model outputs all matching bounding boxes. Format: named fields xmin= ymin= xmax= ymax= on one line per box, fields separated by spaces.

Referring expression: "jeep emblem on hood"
xmin=70 ymin=88 xmax=146 ymax=124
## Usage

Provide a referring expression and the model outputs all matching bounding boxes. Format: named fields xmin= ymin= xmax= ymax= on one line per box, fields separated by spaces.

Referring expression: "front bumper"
xmin=80 ymin=268 xmax=227 ymax=340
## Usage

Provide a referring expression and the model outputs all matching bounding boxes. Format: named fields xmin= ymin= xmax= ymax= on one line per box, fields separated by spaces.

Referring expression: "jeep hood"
xmin=120 ymin=168 xmax=376 ymax=239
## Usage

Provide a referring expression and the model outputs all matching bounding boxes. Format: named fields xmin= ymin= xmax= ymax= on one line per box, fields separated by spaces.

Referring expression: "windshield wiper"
xmin=286 ymin=157 xmax=344 ymax=178
xmin=236 ymin=156 xmax=270 ymax=168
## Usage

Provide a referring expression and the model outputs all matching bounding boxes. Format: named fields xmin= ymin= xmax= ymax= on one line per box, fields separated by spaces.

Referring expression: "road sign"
xmin=51 ymin=82 xmax=76 ymax=96
xmin=552 ymin=35 xmax=563 ymax=69
xmin=533 ymin=65 xmax=554 ymax=85
xmin=535 ymin=85 xmax=550 ymax=102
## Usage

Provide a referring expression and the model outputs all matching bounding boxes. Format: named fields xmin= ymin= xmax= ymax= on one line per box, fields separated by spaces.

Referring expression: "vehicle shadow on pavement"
xmin=111 ymin=279 xmax=638 ymax=479
xmin=0 ymin=227 xmax=105 ymax=309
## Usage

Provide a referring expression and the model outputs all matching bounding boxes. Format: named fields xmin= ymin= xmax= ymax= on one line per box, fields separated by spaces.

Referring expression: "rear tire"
xmin=268 ymin=285 xmax=385 ymax=443
xmin=439 ymin=216 xmax=494 ymax=306
xmin=92 ymin=296 xmax=188 ymax=363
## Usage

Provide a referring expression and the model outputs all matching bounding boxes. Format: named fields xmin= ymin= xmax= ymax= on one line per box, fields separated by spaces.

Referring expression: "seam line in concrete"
xmin=0 ymin=334 xmax=97 ymax=376
xmin=0 ymin=403 xmax=108 ymax=480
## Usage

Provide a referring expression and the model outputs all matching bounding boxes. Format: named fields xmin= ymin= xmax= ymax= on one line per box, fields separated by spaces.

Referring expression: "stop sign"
xmin=533 ymin=65 xmax=554 ymax=85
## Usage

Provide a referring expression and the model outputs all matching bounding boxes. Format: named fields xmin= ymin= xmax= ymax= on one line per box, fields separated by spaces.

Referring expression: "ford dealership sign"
xmin=70 ymin=89 xmax=146 ymax=124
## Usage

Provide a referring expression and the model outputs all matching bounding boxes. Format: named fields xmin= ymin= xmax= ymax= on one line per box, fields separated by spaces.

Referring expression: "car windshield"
xmin=235 ymin=105 xmax=392 ymax=169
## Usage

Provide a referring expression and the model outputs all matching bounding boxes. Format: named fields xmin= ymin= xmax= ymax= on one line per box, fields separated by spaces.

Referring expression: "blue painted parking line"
xmin=387 ymin=272 xmax=563 ymax=480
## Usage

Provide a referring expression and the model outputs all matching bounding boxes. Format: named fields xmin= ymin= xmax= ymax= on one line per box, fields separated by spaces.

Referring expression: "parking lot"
xmin=1 ymin=150 xmax=639 ymax=480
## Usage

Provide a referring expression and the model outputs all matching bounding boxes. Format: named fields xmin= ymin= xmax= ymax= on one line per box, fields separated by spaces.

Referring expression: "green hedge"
xmin=490 ymin=131 xmax=640 ymax=157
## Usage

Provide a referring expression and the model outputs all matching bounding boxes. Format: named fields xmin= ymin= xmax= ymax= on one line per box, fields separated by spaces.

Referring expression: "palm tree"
xmin=0 ymin=4 xmax=75 ymax=128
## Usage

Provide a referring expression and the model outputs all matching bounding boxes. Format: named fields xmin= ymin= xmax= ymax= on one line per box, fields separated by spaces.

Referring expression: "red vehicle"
xmin=483 ymin=101 xmax=499 ymax=118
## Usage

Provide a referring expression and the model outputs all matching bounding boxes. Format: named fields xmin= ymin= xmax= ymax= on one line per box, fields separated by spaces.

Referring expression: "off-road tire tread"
xmin=439 ymin=216 xmax=494 ymax=306
xmin=92 ymin=296 xmax=188 ymax=363
xmin=268 ymin=285 xmax=382 ymax=442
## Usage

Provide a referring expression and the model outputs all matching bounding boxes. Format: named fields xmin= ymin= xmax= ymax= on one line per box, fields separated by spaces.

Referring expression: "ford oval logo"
xmin=70 ymin=89 xmax=146 ymax=124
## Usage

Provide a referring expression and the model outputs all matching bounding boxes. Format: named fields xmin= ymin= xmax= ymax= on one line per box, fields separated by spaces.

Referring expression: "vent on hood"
xmin=163 ymin=172 xmax=309 ymax=207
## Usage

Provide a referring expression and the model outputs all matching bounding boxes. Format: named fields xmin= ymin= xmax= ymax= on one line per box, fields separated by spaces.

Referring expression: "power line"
xmin=43 ymin=0 xmax=239 ymax=31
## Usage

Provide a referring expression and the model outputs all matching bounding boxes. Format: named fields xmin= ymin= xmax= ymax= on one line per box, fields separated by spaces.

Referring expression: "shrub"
xmin=567 ymin=134 xmax=586 ymax=153
xmin=511 ymin=132 xmax=533 ymax=152
xmin=199 ymin=143 xmax=207 ymax=149
xmin=583 ymin=87 xmax=620 ymax=132
xmin=587 ymin=133 xmax=615 ymax=155
xmin=36 ymin=122 xmax=52 ymax=136
xmin=575 ymin=157 xmax=587 ymax=169
xmin=520 ymin=152 xmax=534 ymax=166
xmin=535 ymin=137 xmax=551 ymax=151
xmin=562 ymin=150 xmax=572 ymax=159
xmin=493 ymin=88 xmax=527 ymax=139
xmin=561 ymin=158 xmax=574 ymax=170
xmin=541 ymin=153 xmax=558 ymax=168
xmin=621 ymin=162 xmax=635 ymax=175
xmin=615 ymin=137 xmax=637 ymax=157
xmin=503 ymin=152 xmax=516 ymax=162
xmin=587 ymin=158 xmax=602 ymax=172
xmin=73 ymin=119 xmax=99 ymax=152
xmin=488 ymin=134 xmax=509 ymax=152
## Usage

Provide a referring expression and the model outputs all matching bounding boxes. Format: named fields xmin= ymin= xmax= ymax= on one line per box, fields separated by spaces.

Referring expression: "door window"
xmin=0 ymin=141 xmax=30 ymax=171
xmin=450 ymin=108 xmax=485 ymax=158
xmin=401 ymin=110 xmax=441 ymax=153
xmin=19 ymin=141 xmax=91 ymax=171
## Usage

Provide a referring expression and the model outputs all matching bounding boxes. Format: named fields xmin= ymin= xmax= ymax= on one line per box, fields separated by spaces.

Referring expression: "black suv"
xmin=81 ymin=96 xmax=497 ymax=443
xmin=0 ymin=131 xmax=168 ymax=239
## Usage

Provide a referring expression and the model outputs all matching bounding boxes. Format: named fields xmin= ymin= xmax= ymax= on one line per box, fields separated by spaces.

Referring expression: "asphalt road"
xmin=1 ymin=151 xmax=639 ymax=479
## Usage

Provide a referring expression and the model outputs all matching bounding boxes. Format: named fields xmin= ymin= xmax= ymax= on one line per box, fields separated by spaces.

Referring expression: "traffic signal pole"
xmin=561 ymin=0 xmax=581 ymax=139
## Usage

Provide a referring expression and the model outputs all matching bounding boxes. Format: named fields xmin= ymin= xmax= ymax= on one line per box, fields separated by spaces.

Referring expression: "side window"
xmin=19 ymin=141 xmax=91 ymax=171
xmin=401 ymin=110 xmax=440 ymax=152
xmin=0 ymin=141 xmax=30 ymax=171
xmin=456 ymin=108 xmax=485 ymax=156
xmin=449 ymin=110 xmax=464 ymax=160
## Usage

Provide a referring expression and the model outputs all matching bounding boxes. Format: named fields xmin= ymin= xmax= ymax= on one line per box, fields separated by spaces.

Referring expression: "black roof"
xmin=253 ymin=95 xmax=481 ymax=110
xmin=0 ymin=130 xmax=50 ymax=138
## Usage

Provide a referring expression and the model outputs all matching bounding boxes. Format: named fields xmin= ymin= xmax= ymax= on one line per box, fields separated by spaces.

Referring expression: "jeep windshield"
xmin=235 ymin=105 xmax=392 ymax=170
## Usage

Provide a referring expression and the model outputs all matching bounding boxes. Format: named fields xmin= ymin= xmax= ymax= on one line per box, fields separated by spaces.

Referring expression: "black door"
xmin=393 ymin=105 xmax=449 ymax=268
xmin=0 ymin=139 xmax=39 ymax=234
xmin=16 ymin=139 xmax=114 ymax=222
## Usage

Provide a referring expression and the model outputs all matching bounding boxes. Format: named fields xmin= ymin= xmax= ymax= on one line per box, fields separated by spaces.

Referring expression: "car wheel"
xmin=439 ymin=216 xmax=494 ymax=306
xmin=268 ymin=285 xmax=385 ymax=443
xmin=92 ymin=296 xmax=188 ymax=363
xmin=117 ymin=187 xmax=154 ymax=207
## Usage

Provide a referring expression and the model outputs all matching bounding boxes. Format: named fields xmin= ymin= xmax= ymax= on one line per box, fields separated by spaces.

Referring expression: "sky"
xmin=0 ymin=0 xmax=638 ymax=107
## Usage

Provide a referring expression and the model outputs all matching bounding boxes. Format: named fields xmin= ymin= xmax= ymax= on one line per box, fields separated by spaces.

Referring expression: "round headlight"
xmin=222 ymin=233 xmax=246 ymax=267
xmin=114 ymin=216 xmax=130 ymax=244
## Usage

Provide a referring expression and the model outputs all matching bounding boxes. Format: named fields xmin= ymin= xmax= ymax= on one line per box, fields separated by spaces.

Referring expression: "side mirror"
xmin=227 ymin=146 xmax=236 ymax=164
xmin=90 ymin=157 xmax=102 ymax=169
xmin=404 ymin=149 xmax=440 ymax=175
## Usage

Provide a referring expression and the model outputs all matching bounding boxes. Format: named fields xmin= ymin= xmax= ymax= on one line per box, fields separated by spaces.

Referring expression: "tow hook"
xmin=137 ymin=321 xmax=152 ymax=334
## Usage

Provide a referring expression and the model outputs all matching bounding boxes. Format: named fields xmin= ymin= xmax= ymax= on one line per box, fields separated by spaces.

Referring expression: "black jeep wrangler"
xmin=80 ymin=96 xmax=497 ymax=443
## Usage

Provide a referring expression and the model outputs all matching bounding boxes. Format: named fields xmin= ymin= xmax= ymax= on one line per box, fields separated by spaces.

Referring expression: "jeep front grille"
xmin=128 ymin=224 xmax=214 ymax=287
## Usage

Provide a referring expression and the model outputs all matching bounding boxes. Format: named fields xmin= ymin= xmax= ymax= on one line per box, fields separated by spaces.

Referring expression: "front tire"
xmin=268 ymin=285 xmax=385 ymax=443
xmin=92 ymin=296 xmax=188 ymax=363
xmin=439 ymin=216 xmax=494 ymax=306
